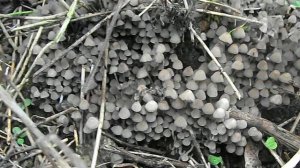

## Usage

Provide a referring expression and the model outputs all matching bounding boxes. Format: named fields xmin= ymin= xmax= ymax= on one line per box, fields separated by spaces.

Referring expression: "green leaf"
xmin=264 ymin=137 xmax=278 ymax=150
xmin=23 ymin=98 xmax=32 ymax=107
xmin=12 ymin=127 xmax=22 ymax=134
xmin=292 ymin=0 xmax=300 ymax=7
xmin=12 ymin=127 xmax=27 ymax=138
xmin=8 ymin=11 xmax=33 ymax=16
xmin=208 ymin=155 xmax=223 ymax=166
xmin=17 ymin=138 xmax=25 ymax=145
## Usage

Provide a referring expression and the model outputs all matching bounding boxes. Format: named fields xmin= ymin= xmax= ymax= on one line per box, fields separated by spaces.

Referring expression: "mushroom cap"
xmin=136 ymin=67 xmax=148 ymax=78
xmin=85 ymin=116 xmax=99 ymax=130
xmin=217 ymin=123 xmax=226 ymax=135
xmin=47 ymin=69 xmax=57 ymax=77
xmin=158 ymin=69 xmax=172 ymax=81
xmin=136 ymin=121 xmax=149 ymax=132
xmin=121 ymin=128 xmax=132 ymax=138
xmin=145 ymin=100 xmax=158 ymax=112
xmin=117 ymin=62 xmax=129 ymax=73
xmin=179 ymin=90 xmax=195 ymax=102
xmin=174 ymin=116 xmax=188 ymax=128
xmin=172 ymin=60 xmax=183 ymax=70
xmin=183 ymin=66 xmax=194 ymax=76
xmin=164 ymin=87 xmax=178 ymax=99
xmin=219 ymin=32 xmax=233 ymax=44
xmin=211 ymin=71 xmax=224 ymax=83
xmin=231 ymin=131 xmax=242 ymax=143
xmin=140 ymin=53 xmax=152 ymax=62
xmin=232 ymin=27 xmax=246 ymax=39
xmin=247 ymin=48 xmax=258 ymax=57
xmin=207 ymin=83 xmax=218 ymax=98
xmin=279 ymin=72 xmax=292 ymax=83
xmin=211 ymin=44 xmax=222 ymax=58
xmin=224 ymin=118 xmax=237 ymax=129
xmin=191 ymin=99 xmax=204 ymax=109
xmin=232 ymin=60 xmax=244 ymax=70
xmin=191 ymin=109 xmax=201 ymax=118
xmin=111 ymin=125 xmax=123 ymax=135
xmin=193 ymin=69 xmax=207 ymax=81
xmin=186 ymin=80 xmax=198 ymax=90
xmin=236 ymin=120 xmax=247 ymax=129
xmin=171 ymin=98 xmax=186 ymax=109
xmin=158 ymin=100 xmax=170 ymax=111
xmin=156 ymin=43 xmax=166 ymax=53
xmin=226 ymin=143 xmax=236 ymax=153
xmin=132 ymin=113 xmax=143 ymax=122
xmin=215 ymin=98 xmax=230 ymax=110
xmin=119 ymin=107 xmax=131 ymax=119
xmin=63 ymin=70 xmax=74 ymax=80
xmin=270 ymin=50 xmax=282 ymax=63
xmin=269 ymin=70 xmax=280 ymax=80
xmin=269 ymin=94 xmax=282 ymax=105
xmin=202 ymin=103 xmax=215 ymax=115
xmin=131 ymin=101 xmax=142 ymax=112
xmin=257 ymin=60 xmax=268 ymax=70
xmin=84 ymin=36 xmax=96 ymax=46
xmin=213 ymin=108 xmax=226 ymax=119
xmin=228 ymin=44 xmax=239 ymax=54
xmin=170 ymin=31 xmax=181 ymax=44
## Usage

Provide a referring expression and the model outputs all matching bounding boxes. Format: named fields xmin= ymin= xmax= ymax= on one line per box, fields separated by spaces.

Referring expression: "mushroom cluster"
xmin=20 ymin=0 xmax=300 ymax=159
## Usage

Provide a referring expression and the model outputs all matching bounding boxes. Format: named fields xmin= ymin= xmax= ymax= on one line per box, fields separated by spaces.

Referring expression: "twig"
xmin=58 ymin=0 xmax=79 ymax=17
xmin=103 ymin=146 xmax=189 ymax=168
xmin=36 ymin=107 xmax=78 ymax=126
xmin=90 ymin=35 xmax=109 ymax=168
xmin=282 ymin=148 xmax=300 ymax=168
xmin=79 ymin=65 xmax=86 ymax=145
xmin=198 ymin=0 xmax=241 ymax=14
xmin=90 ymin=2 xmax=132 ymax=167
xmin=290 ymin=112 xmax=300 ymax=133
xmin=189 ymin=25 xmax=242 ymax=99
xmin=230 ymin=111 xmax=300 ymax=152
xmin=11 ymin=33 xmax=34 ymax=82
xmin=188 ymin=129 xmax=209 ymax=168
xmin=103 ymin=132 xmax=164 ymax=155
xmin=54 ymin=0 xmax=78 ymax=43
xmin=0 ymin=12 xmax=67 ymax=20
xmin=0 ymin=20 xmax=17 ymax=50
xmin=138 ymin=0 xmax=157 ymax=17
xmin=11 ymin=20 xmax=56 ymax=32
xmin=278 ymin=116 xmax=296 ymax=127
xmin=196 ymin=9 xmax=264 ymax=25
xmin=262 ymin=140 xmax=285 ymax=166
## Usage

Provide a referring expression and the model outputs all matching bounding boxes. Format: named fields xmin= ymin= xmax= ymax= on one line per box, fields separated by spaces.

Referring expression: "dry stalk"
xmin=90 ymin=1 xmax=131 ymax=167
xmin=15 ymin=26 xmax=43 ymax=84
xmin=0 ymin=20 xmax=17 ymax=50
xmin=189 ymin=129 xmax=209 ymax=168
xmin=11 ymin=33 xmax=34 ymax=81
xmin=282 ymin=148 xmax=300 ymax=168
xmin=290 ymin=112 xmax=300 ymax=133
xmin=198 ymin=0 xmax=241 ymax=14
xmin=196 ymin=9 xmax=264 ymax=25
xmin=138 ymin=0 xmax=157 ymax=17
